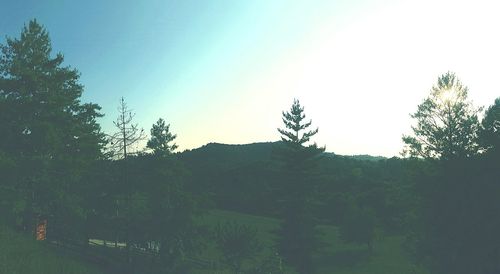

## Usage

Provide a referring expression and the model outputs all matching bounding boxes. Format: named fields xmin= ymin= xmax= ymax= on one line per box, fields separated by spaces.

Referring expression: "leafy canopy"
xmin=0 ymin=19 xmax=105 ymax=230
xmin=402 ymin=72 xmax=481 ymax=160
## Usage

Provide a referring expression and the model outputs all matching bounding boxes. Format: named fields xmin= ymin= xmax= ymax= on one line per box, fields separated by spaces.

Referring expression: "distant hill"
xmin=177 ymin=142 xmax=398 ymax=216
xmin=178 ymin=142 xmax=282 ymax=214
xmin=339 ymin=154 xmax=387 ymax=162
xmin=179 ymin=142 xmax=277 ymax=172
xmin=181 ymin=142 xmax=386 ymax=164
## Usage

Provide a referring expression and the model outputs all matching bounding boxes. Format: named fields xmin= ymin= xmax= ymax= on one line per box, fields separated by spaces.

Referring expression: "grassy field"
xmin=197 ymin=209 xmax=430 ymax=274
xmin=193 ymin=209 xmax=284 ymax=273
xmin=0 ymin=225 xmax=103 ymax=274
xmin=0 ymin=210 xmax=429 ymax=274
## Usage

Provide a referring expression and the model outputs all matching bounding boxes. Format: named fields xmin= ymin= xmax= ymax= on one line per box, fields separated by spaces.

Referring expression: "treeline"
xmin=1 ymin=20 xmax=499 ymax=274
xmin=0 ymin=20 xmax=200 ymax=273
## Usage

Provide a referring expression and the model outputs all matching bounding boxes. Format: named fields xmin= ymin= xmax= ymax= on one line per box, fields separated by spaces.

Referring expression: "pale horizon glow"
xmin=2 ymin=0 xmax=499 ymax=157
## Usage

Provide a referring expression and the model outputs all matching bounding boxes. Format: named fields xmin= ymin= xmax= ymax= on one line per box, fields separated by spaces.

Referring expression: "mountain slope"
xmin=177 ymin=142 xmax=399 ymax=217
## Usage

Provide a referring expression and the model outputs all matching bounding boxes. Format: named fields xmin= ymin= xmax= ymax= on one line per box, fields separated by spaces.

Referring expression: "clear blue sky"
xmin=2 ymin=0 xmax=499 ymax=156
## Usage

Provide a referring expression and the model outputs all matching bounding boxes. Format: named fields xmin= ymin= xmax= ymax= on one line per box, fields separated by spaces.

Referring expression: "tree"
xmin=0 ymin=19 xmax=106 ymax=237
xmin=108 ymin=97 xmax=145 ymax=159
xmin=277 ymin=99 xmax=325 ymax=193
xmin=401 ymin=76 xmax=500 ymax=274
xmin=412 ymin=158 xmax=500 ymax=274
xmin=278 ymin=99 xmax=319 ymax=146
xmin=147 ymin=118 xmax=178 ymax=156
xmin=107 ymin=97 xmax=145 ymax=263
xmin=479 ymin=97 xmax=500 ymax=154
xmin=402 ymin=72 xmax=481 ymax=160
xmin=125 ymin=154 xmax=201 ymax=273
xmin=276 ymin=99 xmax=324 ymax=274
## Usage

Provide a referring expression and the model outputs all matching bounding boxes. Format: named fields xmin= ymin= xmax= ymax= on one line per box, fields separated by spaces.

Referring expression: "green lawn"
xmin=0 ymin=225 xmax=103 ymax=274
xmin=197 ymin=209 xmax=429 ymax=274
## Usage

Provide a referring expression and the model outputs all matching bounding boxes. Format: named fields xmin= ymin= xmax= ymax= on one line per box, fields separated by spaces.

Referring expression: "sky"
xmin=1 ymin=0 xmax=499 ymax=157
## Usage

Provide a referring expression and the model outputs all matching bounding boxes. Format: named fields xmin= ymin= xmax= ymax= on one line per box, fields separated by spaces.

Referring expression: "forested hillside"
xmin=179 ymin=142 xmax=410 ymax=230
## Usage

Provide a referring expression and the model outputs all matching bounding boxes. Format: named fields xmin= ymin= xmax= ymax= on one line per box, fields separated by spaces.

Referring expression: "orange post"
xmin=35 ymin=219 xmax=47 ymax=241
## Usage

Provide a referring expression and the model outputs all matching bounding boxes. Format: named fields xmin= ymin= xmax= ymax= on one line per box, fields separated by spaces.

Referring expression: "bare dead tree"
xmin=107 ymin=97 xmax=145 ymax=264
xmin=108 ymin=97 xmax=145 ymax=159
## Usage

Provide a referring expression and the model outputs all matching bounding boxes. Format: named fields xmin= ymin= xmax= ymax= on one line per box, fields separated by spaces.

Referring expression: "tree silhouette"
xmin=108 ymin=97 xmax=145 ymax=159
xmin=402 ymin=76 xmax=500 ymax=274
xmin=0 ymin=19 xmax=105 ymax=236
xmin=402 ymin=72 xmax=481 ymax=160
xmin=480 ymin=97 xmax=500 ymax=154
xmin=107 ymin=97 xmax=146 ymax=263
xmin=147 ymin=118 xmax=178 ymax=156
xmin=276 ymin=99 xmax=324 ymax=274
xmin=278 ymin=99 xmax=319 ymax=146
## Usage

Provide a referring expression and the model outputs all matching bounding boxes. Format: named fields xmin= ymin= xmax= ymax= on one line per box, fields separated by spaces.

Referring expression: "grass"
xmin=316 ymin=226 xmax=428 ymax=274
xmin=194 ymin=209 xmax=284 ymax=273
xmin=0 ymin=225 xmax=104 ymax=274
xmin=0 ymin=210 xmax=430 ymax=274
xmin=197 ymin=209 xmax=430 ymax=274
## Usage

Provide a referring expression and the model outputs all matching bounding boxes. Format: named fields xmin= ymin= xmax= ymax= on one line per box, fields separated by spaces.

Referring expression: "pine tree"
xmin=276 ymin=99 xmax=324 ymax=274
xmin=278 ymin=99 xmax=319 ymax=146
xmin=277 ymin=99 xmax=325 ymax=196
xmin=0 ymin=19 xmax=106 ymax=235
xmin=147 ymin=118 xmax=178 ymax=156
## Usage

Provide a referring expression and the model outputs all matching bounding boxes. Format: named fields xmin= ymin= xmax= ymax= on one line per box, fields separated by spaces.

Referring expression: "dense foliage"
xmin=0 ymin=19 xmax=106 ymax=239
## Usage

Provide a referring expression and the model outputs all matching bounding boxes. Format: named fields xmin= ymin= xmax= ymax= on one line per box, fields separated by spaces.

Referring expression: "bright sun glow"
xmin=439 ymin=88 xmax=456 ymax=104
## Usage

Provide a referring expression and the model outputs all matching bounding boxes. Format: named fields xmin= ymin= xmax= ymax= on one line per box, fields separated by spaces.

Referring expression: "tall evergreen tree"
xmin=0 ymin=19 xmax=106 ymax=236
xmin=276 ymin=99 xmax=324 ymax=274
xmin=278 ymin=99 xmax=319 ymax=146
xmin=277 ymin=99 xmax=325 ymax=200
xmin=147 ymin=118 xmax=178 ymax=156
xmin=402 ymin=72 xmax=481 ymax=160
